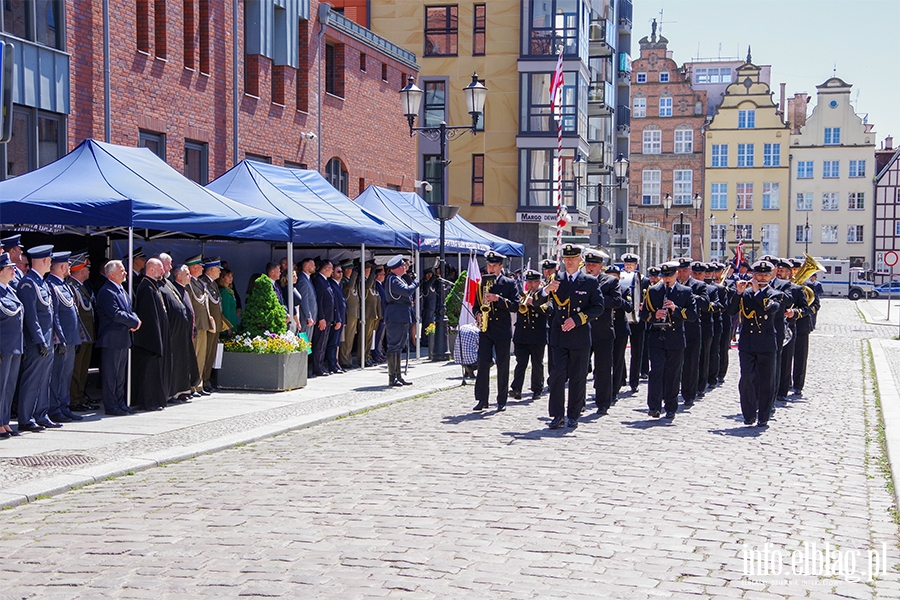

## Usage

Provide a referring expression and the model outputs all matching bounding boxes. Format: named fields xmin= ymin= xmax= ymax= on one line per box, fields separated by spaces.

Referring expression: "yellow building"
xmin=704 ymin=52 xmax=790 ymax=263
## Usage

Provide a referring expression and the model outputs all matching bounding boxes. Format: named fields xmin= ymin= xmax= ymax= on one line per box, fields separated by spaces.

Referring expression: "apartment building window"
xmin=710 ymin=183 xmax=727 ymax=210
xmin=797 ymin=160 xmax=813 ymax=178
xmin=849 ymin=160 xmax=866 ymax=178
xmin=737 ymin=143 xmax=754 ymax=167
xmin=359 ymin=53 xmax=367 ymax=71
xmin=763 ymin=143 xmax=780 ymax=166
xmin=694 ymin=67 xmax=732 ymax=84
xmin=847 ymin=225 xmax=863 ymax=243
xmin=821 ymin=192 xmax=839 ymax=210
xmin=736 ymin=183 xmax=753 ymax=210
xmin=659 ymin=71 xmax=669 ymax=82
xmin=658 ymin=97 xmax=672 ymax=117
xmin=528 ymin=0 xmax=577 ymax=56
xmin=848 ymin=192 xmax=865 ymax=210
xmin=796 ymin=192 xmax=813 ymax=211
xmin=636 ymin=72 xmax=647 ymax=83
xmin=821 ymin=225 xmax=838 ymax=243
xmin=735 ymin=224 xmax=753 ymax=241
xmin=795 ymin=225 xmax=811 ymax=244
xmin=824 ymin=127 xmax=841 ymax=145
xmin=244 ymin=153 xmax=271 ymax=163
xmin=674 ymin=128 xmax=693 ymax=153
xmin=760 ymin=224 xmax=779 ymax=256
xmin=325 ymin=157 xmax=348 ymax=195
xmin=425 ymin=5 xmax=458 ymax=56
xmin=762 ymin=183 xmax=779 ymax=209
xmin=137 ymin=0 xmax=151 ymax=52
xmin=633 ymin=97 xmax=646 ymax=118
xmin=423 ymin=81 xmax=446 ymax=127
xmin=139 ymin=130 xmax=166 ymax=160
xmin=711 ymin=144 xmax=728 ymax=167
xmin=521 ymin=72 xmax=584 ymax=135
xmin=641 ymin=169 xmax=661 ymax=205
xmin=673 ymin=169 xmax=692 ymax=205
xmin=642 ymin=129 xmax=661 ymax=154
xmin=473 ymin=4 xmax=485 ymax=55
xmin=424 ymin=155 xmax=444 ymax=204
xmin=184 ymin=140 xmax=208 ymax=185
xmin=199 ymin=0 xmax=210 ymax=73
xmin=738 ymin=109 xmax=755 ymax=129
xmin=710 ymin=224 xmax=727 ymax=259
xmin=154 ymin=0 xmax=167 ymax=59
xmin=325 ymin=43 xmax=345 ymax=97
xmin=823 ymin=160 xmax=839 ymax=178
xmin=471 ymin=154 xmax=484 ymax=205
xmin=183 ymin=0 xmax=195 ymax=68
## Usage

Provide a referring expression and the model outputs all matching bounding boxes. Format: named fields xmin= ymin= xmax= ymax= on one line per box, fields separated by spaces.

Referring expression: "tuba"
xmin=791 ymin=253 xmax=824 ymax=306
xmin=479 ymin=274 xmax=496 ymax=332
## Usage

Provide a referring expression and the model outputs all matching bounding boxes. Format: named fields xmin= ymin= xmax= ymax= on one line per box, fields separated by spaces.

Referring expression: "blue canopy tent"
xmin=0 ymin=139 xmax=291 ymax=241
xmin=354 ymin=186 xmax=524 ymax=257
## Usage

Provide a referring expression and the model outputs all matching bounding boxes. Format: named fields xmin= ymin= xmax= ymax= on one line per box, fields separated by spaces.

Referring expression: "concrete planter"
xmin=218 ymin=351 xmax=308 ymax=391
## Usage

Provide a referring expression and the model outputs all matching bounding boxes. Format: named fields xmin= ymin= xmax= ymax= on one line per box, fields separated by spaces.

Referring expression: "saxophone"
xmin=479 ymin=274 xmax=496 ymax=332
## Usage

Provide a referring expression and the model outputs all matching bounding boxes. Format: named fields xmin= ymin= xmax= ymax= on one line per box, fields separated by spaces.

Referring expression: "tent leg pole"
xmin=359 ymin=243 xmax=365 ymax=369
xmin=126 ymin=227 xmax=133 ymax=411
xmin=287 ymin=241 xmax=294 ymax=333
xmin=415 ymin=249 xmax=420 ymax=361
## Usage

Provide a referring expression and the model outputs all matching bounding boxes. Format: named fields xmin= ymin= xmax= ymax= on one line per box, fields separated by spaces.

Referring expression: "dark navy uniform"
xmin=384 ymin=256 xmax=418 ymax=386
xmin=47 ymin=264 xmax=84 ymax=422
xmin=312 ymin=270 xmax=336 ymax=377
xmin=695 ymin=265 xmax=718 ymax=399
xmin=474 ymin=267 xmax=519 ymax=410
xmin=775 ymin=276 xmax=809 ymax=401
xmin=620 ymin=258 xmax=644 ymax=391
xmin=0 ymin=272 xmax=24 ymax=431
xmin=510 ymin=275 xmax=549 ymax=401
xmin=17 ymin=263 xmax=57 ymax=428
xmin=68 ymin=268 xmax=95 ymax=408
xmin=591 ymin=270 xmax=623 ymax=414
xmin=704 ymin=268 xmax=728 ymax=390
xmin=610 ymin=277 xmax=632 ymax=401
xmin=678 ymin=265 xmax=709 ymax=407
xmin=792 ymin=286 xmax=819 ymax=394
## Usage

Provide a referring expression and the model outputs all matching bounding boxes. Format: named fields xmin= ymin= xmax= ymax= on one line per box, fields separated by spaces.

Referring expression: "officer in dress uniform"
xmin=695 ymin=262 xmax=719 ymax=400
xmin=509 ymin=270 xmax=549 ymax=402
xmin=17 ymin=245 xmax=61 ymax=431
xmin=1 ymin=235 xmax=26 ymax=289
xmin=384 ymin=255 xmax=418 ymax=387
xmin=67 ymin=255 xmax=95 ymax=410
xmin=312 ymin=259 xmax=336 ymax=377
xmin=606 ymin=265 xmax=632 ymax=403
xmin=339 ymin=260 xmax=360 ymax=369
xmin=199 ymin=257 xmax=223 ymax=392
xmin=0 ymin=254 xmax=24 ymax=437
xmin=540 ymin=259 xmax=558 ymax=389
xmin=543 ymin=245 xmax=605 ymax=429
xmin=773 ymin=258 xmax=809 ymax=405
xmin=676 ymin=258 xmax=709 ymax=409
xmin=701 ymin=263 xmax=726 ymax=393
xmin=185 ymin=255 xmax=213 ymax=395
xmin=583 ymin=250 xmax=622 ymax=416
xmin=639 ymin=266 xmax=661 ymax=379
xmin=717 ymin=262 xmax=736 ymax=384
xmin=472 ymin=251 xmax=518 ymax=412
xmin=46 ymin=251 xmax=85 ymax=423
xmin=129 ymin=246 xmax=146 ymax=290
xmin=791 ymin=259 xmax=819 ymax=396
xmin=728 ymin=260 xmax=782 ymax=427
xmin=620 ymin=253 xmax=644 ymax=392
xmin=639 ymin=261 xmax=698 ymax=419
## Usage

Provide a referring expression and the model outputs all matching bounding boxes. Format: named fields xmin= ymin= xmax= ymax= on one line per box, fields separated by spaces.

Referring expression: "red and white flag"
xmin=459 ymin=254 xmax=481 ymax=329
xmin=549 ymin=50 xmax=565 ymax=116
xmin=733 ymin=241 xmax=744 ymax=270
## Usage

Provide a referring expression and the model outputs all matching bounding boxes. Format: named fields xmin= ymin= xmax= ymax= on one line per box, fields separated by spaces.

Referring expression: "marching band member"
xmin=473 ymin=251 xmax=518 ymax=412
xmin=509 ymin=270 xmax=549 ymax=403
xmin=583 ymin=250 xmax=622 ymax=416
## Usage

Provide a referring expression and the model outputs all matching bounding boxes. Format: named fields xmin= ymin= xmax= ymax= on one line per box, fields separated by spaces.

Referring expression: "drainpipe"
xmin=317 ymin=4 xmax=330 ymax=171
xmin=103 ymin=0 xmax=110 ymax=142
xmin=233 ymin=0 xmax=239 ymax=164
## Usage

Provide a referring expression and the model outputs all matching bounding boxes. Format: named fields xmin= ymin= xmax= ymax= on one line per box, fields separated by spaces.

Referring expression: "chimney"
xmin=887 ymin=136 xmax=894 ymax=151
xmin=779 ymin=83 xmax=786 ymax=117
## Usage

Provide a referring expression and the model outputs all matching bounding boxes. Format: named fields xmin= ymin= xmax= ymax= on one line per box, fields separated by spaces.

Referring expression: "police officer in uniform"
xmin=583 ymin=250 xmax=622 ymax=416
xmin=728 ymin=260 xmax=782 ymax=426
xmin=1 ymin=235 xmax=26 ymax=289
xmin=199 ymin=258 xmax=223 ymax=392
xmin=509 ymin=270 xmax=549 ymax=402
xmin=46 ymin=251 xmax=85 ymax=423
xmin=384 ymin=255 xmax=418 ymax=387
xmin=639 ymin=261 xmax=697 ymax=419
xmin=543 ymin=245 xmax=604 ymax=429
xmin=67 ymin=255 xmax=95 ymax=410
xmin=185 ymin=255 xmax=212 ymax=395
xmin=0 ymin=253 xmax=24 ymax=437
xmin=473 ymin=251 xmax=518 ymax=412
xmin=676 ymin=258 xmax=709 ymax=408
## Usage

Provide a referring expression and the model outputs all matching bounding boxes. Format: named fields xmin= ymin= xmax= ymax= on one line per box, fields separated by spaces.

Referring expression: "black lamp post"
xmin=573 ymin=152 xmax=629 ymax=249
xmin=708 ymin=213 xmax=716 ymax=261
xmin=400 ymin=73 xmax=487 ymax=361
xmin=804 ymin=212 xmax=810 ymax=255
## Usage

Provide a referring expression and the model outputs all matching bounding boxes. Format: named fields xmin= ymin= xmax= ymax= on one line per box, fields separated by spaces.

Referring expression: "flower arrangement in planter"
xmin=224 ymin=330 xmax=311 ymax=354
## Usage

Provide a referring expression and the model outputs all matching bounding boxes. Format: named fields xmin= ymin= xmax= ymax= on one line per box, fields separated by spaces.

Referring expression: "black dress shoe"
xmin=648 ymin=410 xmax=661 ymax=418
xmin=177 ymin=394 xmax=192 ymax=403
xmin=473 ymin=401 xmax=488 ymax=411
xmin=63 ymin=409 xmax=83 ymax=421
xmin=0 ymin=431 xmax=10 ymax=439
xmin=509 ymin=389 xmax=521 ymax=400
xmin=7 ymin=429 xmax=21 ymax=437
xmin=36 ymin=420 xmax=62 ymax=428
xmin=756 ymin=421 xmax=769 ymax=428
xmin=683 ymin=400 xmax=694 ymax=408
xmin=548 ymin=416 xmax=565 ymax=429
xmin=663 ymin=412 xmax=675 ymax=419
xmin=105 ymin=408 xmax=128 ymax=416
xmin=497 ymin=403 xmax=506 ymax=412
xmin=397 ymin=377 xmax=412 ymax=386
xmin=389 ymin=378 xmax=404 ymax=387
xmin=202 ymin=386 xmax=214 ymax=394
xmin=743 ymin=419 xmax=756 ymax=425
xmin=596 ymin=408 xmax=608 ymax=416
xmin=566 ymin=417 xmax=578 ymax=429
xmin=50 ymin=413 xmax=72 ymax=423
xmin=630 ymin=386 xmax=639 ymax=393
xmin=18 ymin=423 xmax=45 ymax=432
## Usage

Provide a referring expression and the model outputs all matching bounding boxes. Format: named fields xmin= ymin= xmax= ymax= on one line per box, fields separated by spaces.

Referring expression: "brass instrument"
xmin=791 ymin=253 xmax=824 ymax=306
xmin=479 ymin=274 xmax=496 ymax=332
xmin=716 ymin=264 xmax=733 ymax=286
xmin=519 ymin=289 xmax=536 ymax=314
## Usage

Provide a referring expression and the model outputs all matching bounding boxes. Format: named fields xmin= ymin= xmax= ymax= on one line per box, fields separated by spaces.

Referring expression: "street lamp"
xmin=804 ymin=212 xmax=810 ymax=254
xmin=400 ymin=74 xmax=487 ymax=361
xmin=573 ymin=151 xmax=629 ymax=249
xmin=709 ymin=213 xmax=716 ymax=261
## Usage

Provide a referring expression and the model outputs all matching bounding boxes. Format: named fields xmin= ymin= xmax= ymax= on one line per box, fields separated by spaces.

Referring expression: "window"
xmin=636 ymin=72 xmax=647 ymax=83
xmin=325 ymin=44 xmax=345 ymax=97
xmin=641 ymin=169 xmax=661 ymax=205
xmin=471 ymin=154 xmax=484 ymax=205
xmin=736 ymin=183 xmax=753 ymax=210
xmin=673 ymin=221 xmax=690 ymax=254
xmin=139 ymin=130 xmax=166 ymax=160
xmin=296 ymin=20 xmax=310 ymax=111
xmin=824 ymin=127 xmax=841 ymax=145
xmin=423 ymin=81 xmax=446 ymax=127
xmin=519 ymin=149 xmax=576 ymax=208
xmin=674 ymin=129 xmax=693 ymax=154
xmin=763 ymin=143 xmax=780 ymax=166
xmin=762 ymin=183 xmax=779 ymax=209
xmin=737 ymin=143 xmax=754 ymax=167
xmin=183 ymin=0 xmax=195 ymax=68
xmin=847 ymin=225 xmax=863 ymax=243
xmin=738 ymin=109 xmax=755 ymax=129
xmin=796 ymin=192 xmax=813 ymax=211
xmin=359 ymin=53 xmax=366 ymax=71
xmin=284 ymin=161 xmax=307 ymax=169
xmin=710 ymin=183 xmax=727 ymax=210
xmin=795 ymin=225 xmax=811 ymax=243
xmin=528 ymin=0 xmax=577 ymax=56
xmin=325 ymin=157 xmax=348 ymax=195
xmin=642 ymin=129 xmax=661 ymax=154
xmin=797 ymin=161 xmax=813 ymax=178
xmin=659 ymin=97 xmax=672 ymax=117
xmin=693 ymin=67 xmax=733 ymax=84
xmin=821 ymin=225 xmax=838 ymax=244
xmin=760 ymin=224 xmax=779 ymax=256
xmin=673 ymin=170 xmax=692 ymax=205
xmin=711 ymin=144 xmax=728 ymax=167
xmin=137 ymin=0 xmax=151 ymax=52
xmin=849 ymin=160 xmax=866 ymax=178
xmin=823 ymin=160 xmax=839 ymax=178
xmin=735 ymin=224 xmax=753 ymax=241
xmin=473 ymin=4 xmax=485 ymax=55
xmin=848 ymin=192 xmax=865 ymax=210
xmin=821 ymin=192 xmax=839 ymax=210
xmin=424 ymin=154 xmax=444 ymax=204
xmin=154 ymin=0 xmax=167 ymax=59
xmin=521 ymin=72 xmax=586 ymax=135
xmin=381 ymin=63 xmax=388 ymax=82
xmin=633 ymin=97 xmax=646 ymax=118
xmin=895 ymin=223 xmax=900 ymax=237
xmin=184 ymin=140 xmax=208 ymax=185
xmin=425 ymin=5 xmax=458 ymax=56
xmin=199 ymin=0 xmax=210 ymax=73
xmin=244 ymin=153 xmax=271 ymax=164
xmin=659 ymin=71 xmax=669 ymax=82
xmin=710 ymin=224 xmax=728 ymax=259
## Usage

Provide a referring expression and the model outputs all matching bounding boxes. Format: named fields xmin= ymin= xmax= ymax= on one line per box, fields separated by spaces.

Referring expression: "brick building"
xmin=1 ymin=0 xmax=418 ymax=198
xmin=628 ymin=25 xmax=707 ymax=259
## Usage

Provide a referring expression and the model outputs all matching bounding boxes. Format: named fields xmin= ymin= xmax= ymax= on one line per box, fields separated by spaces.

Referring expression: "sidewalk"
xmin=0 ymin=358 xmax=463 ymax=508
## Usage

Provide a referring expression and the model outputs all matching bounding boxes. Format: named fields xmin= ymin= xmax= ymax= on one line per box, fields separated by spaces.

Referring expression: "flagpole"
xmin=552 ymin=47 xmax=566 ymax=264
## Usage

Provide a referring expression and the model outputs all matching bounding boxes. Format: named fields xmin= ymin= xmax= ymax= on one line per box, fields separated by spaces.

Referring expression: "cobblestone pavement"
xmin=1 ymin=299 xmax=898 ymax=599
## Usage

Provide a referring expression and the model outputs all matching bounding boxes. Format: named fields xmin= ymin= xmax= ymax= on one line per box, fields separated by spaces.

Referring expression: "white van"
xmin=815 ymin=259 xmax=878 ymax=300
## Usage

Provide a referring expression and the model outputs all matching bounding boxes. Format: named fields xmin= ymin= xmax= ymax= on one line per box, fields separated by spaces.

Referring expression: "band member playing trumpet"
xmin=582 ymin=250 xmax=622 ymax=416
xmin=509 ymin=270 xmax=550 ymax=402
xmin=473 ymin=251 xmax=518 ymax=412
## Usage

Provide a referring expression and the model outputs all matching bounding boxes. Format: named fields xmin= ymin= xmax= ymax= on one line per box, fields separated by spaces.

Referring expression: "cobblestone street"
xmin=1 ymin=298 xmax=898 ymax=599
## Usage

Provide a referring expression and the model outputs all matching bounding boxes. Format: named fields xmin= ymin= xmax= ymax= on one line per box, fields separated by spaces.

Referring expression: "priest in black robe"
xmin=132 ymin=259 xmax=170 ymax=411
xmin=164 ymin=264 xmax=200 ymax=401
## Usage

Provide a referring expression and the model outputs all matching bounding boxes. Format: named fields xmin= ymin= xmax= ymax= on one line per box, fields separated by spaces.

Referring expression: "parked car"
xmin=873 ymin=281 xmax=900 ymax=296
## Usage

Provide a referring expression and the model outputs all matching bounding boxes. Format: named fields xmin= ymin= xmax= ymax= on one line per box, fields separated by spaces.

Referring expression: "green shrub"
xmin=238 ymin=274 xmax=288 ymax=337
xmin=445 ymin=270 xmax=467 ymax=329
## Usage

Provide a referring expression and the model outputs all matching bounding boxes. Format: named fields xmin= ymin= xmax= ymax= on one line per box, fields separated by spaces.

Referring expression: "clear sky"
xmin=632 ymin=0 xmax=900 ymax=145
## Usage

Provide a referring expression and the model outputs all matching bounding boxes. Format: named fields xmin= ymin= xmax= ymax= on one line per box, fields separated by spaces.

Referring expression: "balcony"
xmin=618 ymin=0 xmax=633 ymax=32
xmin=588 ymin=81 xmax=614 ymax=117
xmin=617 ymin=52 xmax=631 ymax=84
xmin=589 ymin=20 xmax=613 ymax=57
xmin=616 ymin=106 xmax=630 ymax=136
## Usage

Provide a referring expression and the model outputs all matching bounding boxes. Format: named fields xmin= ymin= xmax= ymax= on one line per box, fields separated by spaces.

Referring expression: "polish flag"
xmin=459 ymin=255 xmax=481 ymax=329
xmin=733 ymin=241 xmax=744 ymax=270
xmin=549 ymin=50 xmax=565 ymax=115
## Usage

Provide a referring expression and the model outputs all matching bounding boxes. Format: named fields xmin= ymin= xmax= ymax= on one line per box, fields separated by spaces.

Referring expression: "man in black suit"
xmin=473 ymin=251 xmax=519 ymax=412
xmin=312 ymin=259 xmax=335 ymax=377
xmin=95 ymin=260 xmax=141 ymax=416
xmin=639 ymin=261 xmax=698 ymax=419
xmin=676 ymin=258 xmax=709 ymax=408
xmin=728 ymin=260 xmax=783 ymax=427
xmin=543 ymin=245 xmax=604 ymax=429
xmin=509 ymin=270 xmax=549 ymax=402
xmin=583 ymin=250 xmax=622 ymax=416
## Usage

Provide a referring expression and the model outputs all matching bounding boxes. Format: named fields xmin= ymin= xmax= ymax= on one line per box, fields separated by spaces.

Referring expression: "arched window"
xmin=325 ymin=157 xmax=348 ymax=195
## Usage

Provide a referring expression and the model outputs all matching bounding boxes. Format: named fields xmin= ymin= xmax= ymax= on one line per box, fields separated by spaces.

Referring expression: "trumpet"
xmin=519 ymin=289 xmax=535 ymax=314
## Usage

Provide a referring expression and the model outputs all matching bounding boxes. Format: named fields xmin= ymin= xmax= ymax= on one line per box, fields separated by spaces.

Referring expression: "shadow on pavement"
xmin=621 ymin=418 xmax=675 ymax=429
xmin=441 ymin=411 xmax=494 ymax=425
xmin=708 ymin=426 xmax=767 ymax=437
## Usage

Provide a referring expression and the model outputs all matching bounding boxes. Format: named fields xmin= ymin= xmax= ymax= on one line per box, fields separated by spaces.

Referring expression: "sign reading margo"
xmin=516 ymin=212 xmax=587 ymax=225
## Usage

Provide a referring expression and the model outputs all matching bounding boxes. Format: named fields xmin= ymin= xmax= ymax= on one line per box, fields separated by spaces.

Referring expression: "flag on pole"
xmin=550 ymin=48 xmax=567 ymax=259
xmin=458 ymin=254 xmax=481 ymax=329
xmin=549 ymin=50 xmax=565 ymax=116
xmin=733 ymin=241 xmax=744 ymax=270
